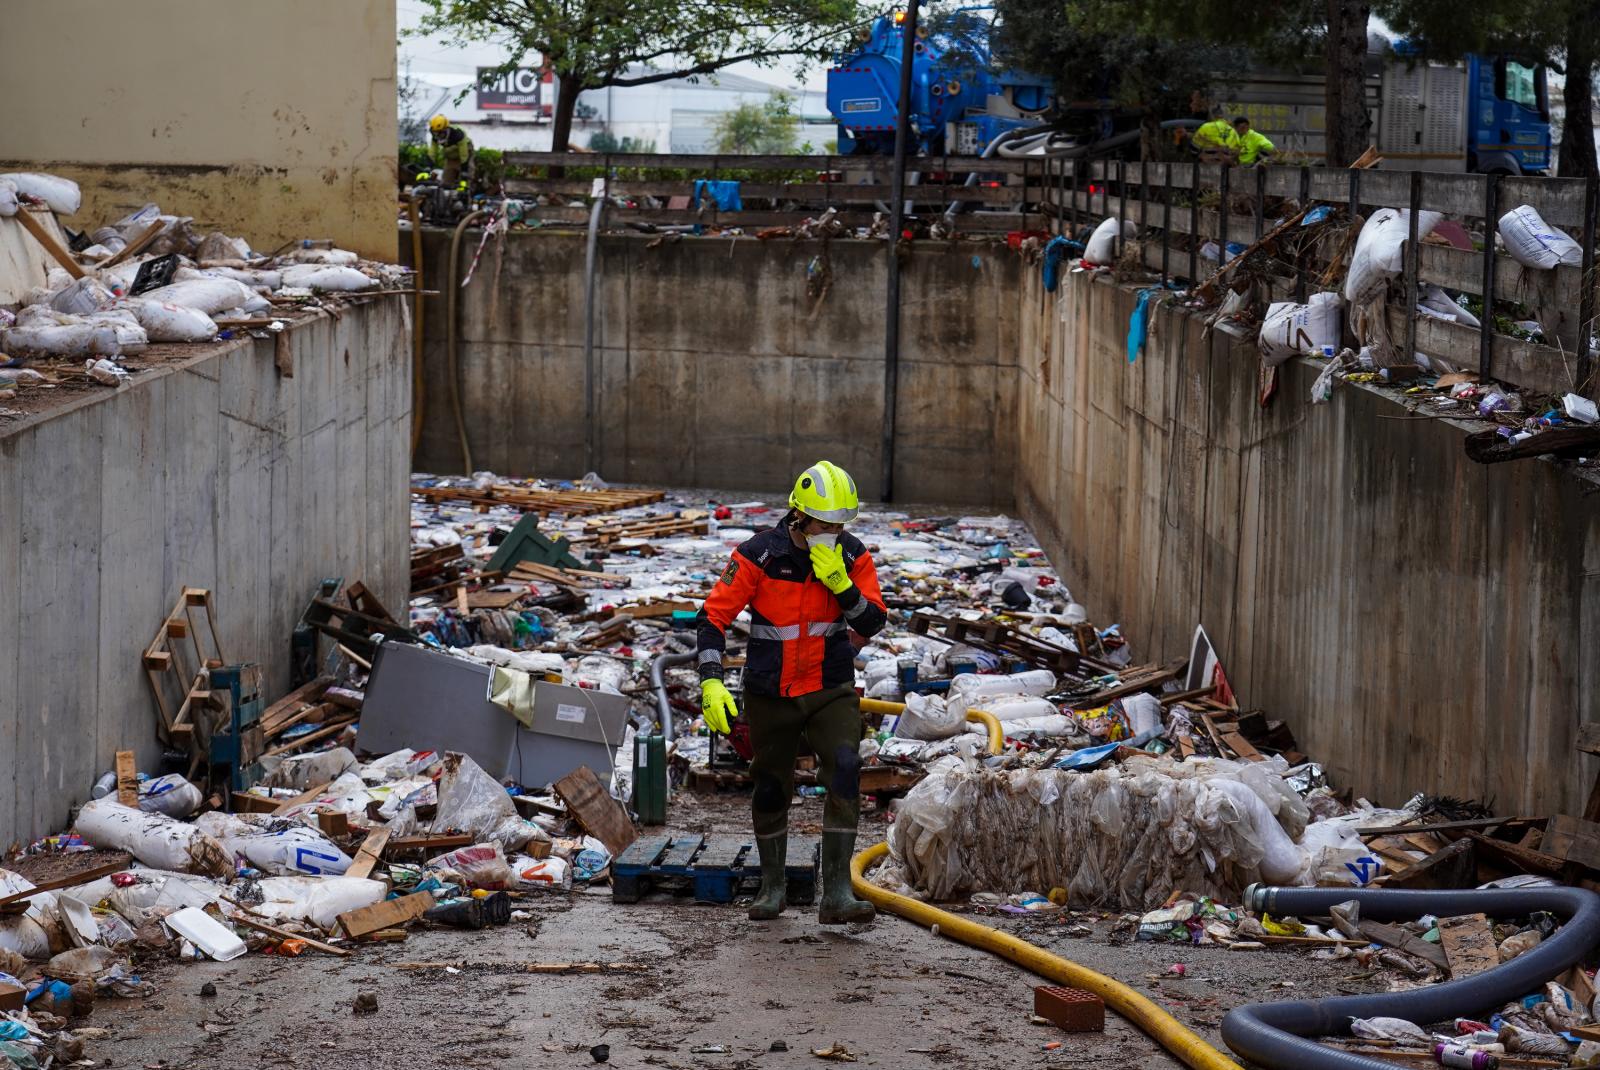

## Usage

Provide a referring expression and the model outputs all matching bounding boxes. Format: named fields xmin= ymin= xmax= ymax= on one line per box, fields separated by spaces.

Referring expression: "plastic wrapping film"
xmin=887 ymin=755 xmax=1323 ymax=907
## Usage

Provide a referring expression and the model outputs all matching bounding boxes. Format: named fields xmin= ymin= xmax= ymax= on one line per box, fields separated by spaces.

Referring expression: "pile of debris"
xmin=0 ymin=170 xmax=407 ymax=411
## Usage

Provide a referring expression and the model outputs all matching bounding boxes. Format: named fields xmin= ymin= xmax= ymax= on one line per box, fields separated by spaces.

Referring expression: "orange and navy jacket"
xmin=697 ymin=518 xmax=888 ymax=698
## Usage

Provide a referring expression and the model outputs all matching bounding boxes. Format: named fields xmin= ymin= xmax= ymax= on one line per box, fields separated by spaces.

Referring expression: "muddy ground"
xmin=100 ymin=791 xmax=1378 ymax=1070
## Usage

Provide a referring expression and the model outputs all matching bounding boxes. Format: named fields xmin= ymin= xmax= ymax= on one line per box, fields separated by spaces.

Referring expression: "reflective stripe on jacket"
xmin=696 ymin=519 xmax=887 ymax=698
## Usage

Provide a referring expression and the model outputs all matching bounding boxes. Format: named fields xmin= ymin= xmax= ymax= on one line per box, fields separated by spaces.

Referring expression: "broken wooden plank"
xmin=115 ymin=750 xmax=139 ymax=807
xmin=553 ymin=765 xmax=638 ymax=857
xmin=1465 ymin=831 xmax=1565 ymax=876
xmin=1437 ymin=913 xmax=1498 ymax=978
xmin=1384 ymin=838 xmax=1476 ymax=890
xmin=337 ymin=891 xmax=436 ymax=939
xmin=1355 ymin=816 xmax=1535 ymax=836
xmin=228 ymin=914 xmax=350 ymax=957
xmin=0 ymin=857 xmax=132 ymax=910
xmin=270 ymin=781 xmax=333 ymax=816
xmin=392 ymin=960 xmax=647 ymax=973
xmin=1358 ymin=919 xmax=1449 ymax=971
xmin=346 ymin=827 xmax=391 ymax=880
xmin=101 ymin=219 xmax=165 ymax=269
xmin=385 ymin=833 xmax=474 ymax=856
xmin=1542 ymin=814 xmax=1600 ymax=871
xmin=13 ymin=209 xmax=85 ymax=278
xmin=261 ymin=716 xmax=357 ymax=757
xmin=231 ymin=792 xmax=280 ymax=814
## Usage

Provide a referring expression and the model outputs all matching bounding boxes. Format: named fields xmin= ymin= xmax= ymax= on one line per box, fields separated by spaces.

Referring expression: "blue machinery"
xmin=827 ymin=9 xmax=1052 ymax=156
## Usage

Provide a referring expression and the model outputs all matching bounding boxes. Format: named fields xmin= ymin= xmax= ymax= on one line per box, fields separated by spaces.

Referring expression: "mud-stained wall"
xmin=0 ymin=0 xmax=397 ymax=260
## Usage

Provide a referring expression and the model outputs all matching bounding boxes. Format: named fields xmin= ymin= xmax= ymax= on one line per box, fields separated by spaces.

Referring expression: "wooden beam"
xmin=0 ymin=857 xmax=132 ymax=910
xmin=337 ymin=891 xmax=436 ymax=939
xmin=228 ymin=914 xmax=350 ymax=957
xmin=553 ymin=765 xmax=637 ymax=857
xmin=384 ymin=833 xmax=474 ymax=856
xmin=261 ymin=716 xmax=356 ymax=758
xmin=12 ymin=209 xmax=85 ymax=278
xmin=115 ymin=750 xmax=139 ymax=807
xmin=270 ymin=781 xmax=332 ymax=816
xmin=346 ymin=827 xmax=392 ymax=880
xmin=1358 ymin=919 xmax=1449 ymax=971
xmin=101 ymin=219 xmax=165 ymax=269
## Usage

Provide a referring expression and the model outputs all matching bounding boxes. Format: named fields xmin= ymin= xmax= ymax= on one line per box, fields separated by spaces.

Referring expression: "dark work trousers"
xmin=744 ymin=684 xmax=863 ymax=840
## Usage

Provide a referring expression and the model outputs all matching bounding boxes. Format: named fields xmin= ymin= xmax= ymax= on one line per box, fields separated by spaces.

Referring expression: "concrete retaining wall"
xmin=1015 ymin=270 xmax=1600 ymax=813
xmin=407 ymin=229 xmax=1020 ymax=507
xmin=0 ymin=300 xmax=412 ymax=847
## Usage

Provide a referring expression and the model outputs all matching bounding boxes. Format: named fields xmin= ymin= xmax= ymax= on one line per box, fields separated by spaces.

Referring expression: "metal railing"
xmin=1043 ymin=159 xmax=1598 ymax=401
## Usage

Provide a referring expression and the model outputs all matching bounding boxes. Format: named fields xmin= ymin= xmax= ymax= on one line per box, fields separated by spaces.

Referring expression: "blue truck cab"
xmin=1467 ymin=53 xmax=1551 ymax=174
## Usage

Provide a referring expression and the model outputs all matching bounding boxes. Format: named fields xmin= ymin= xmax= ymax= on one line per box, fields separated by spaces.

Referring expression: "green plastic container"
xmin=633 ymin=734 xmax=667 ymax=826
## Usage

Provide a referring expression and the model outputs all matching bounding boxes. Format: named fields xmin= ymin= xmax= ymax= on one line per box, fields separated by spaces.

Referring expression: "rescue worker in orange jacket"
xmin=696 ymin=461 xmax=886 ymax=923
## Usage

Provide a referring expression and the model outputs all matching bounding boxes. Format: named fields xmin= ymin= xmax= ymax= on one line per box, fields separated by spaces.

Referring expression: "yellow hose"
xmin=851 ymin=841 xmax=1243 ymax=1070
xmin=858 ymin=698 xmax=1005 ymax=756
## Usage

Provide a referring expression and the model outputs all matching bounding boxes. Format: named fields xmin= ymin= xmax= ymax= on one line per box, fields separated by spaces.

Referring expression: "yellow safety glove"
xmin=809 ymin=542 xmax=853 ymax=595
xmin=700 ymin=678 xmax=739 ymax=735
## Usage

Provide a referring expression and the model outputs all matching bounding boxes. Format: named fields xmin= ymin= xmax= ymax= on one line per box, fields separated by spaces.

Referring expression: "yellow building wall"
xmin=0 ymin=0 xmax=398 ymax=261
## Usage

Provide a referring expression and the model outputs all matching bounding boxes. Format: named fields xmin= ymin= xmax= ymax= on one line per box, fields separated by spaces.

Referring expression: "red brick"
xmin=1033 ymin=985 xmax=1105 ymax=1032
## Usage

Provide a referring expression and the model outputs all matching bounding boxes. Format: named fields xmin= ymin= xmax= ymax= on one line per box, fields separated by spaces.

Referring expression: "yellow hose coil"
xmin=858 ymin=697 xmax=1005 ymax=756
xmin=850 ymin=841 xmax=1244 ymax=1070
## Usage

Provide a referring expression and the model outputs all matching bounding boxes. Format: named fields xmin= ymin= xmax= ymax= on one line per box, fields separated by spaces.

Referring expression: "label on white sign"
xmin=555 ymin=703 xmax=587 ymax=724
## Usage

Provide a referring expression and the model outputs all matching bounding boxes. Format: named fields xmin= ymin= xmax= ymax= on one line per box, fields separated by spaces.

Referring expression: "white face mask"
xmin=806 ymin=532 xmax=839 ymax=551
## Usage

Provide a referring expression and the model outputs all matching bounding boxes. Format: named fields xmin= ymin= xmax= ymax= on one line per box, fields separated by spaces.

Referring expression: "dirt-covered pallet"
xmin=611 ymin=833 xmax=819 ymax=905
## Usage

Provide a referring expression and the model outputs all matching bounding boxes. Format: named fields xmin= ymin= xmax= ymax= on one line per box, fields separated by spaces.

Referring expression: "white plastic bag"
xmin=74 ymin=798 xmax=229 ymax=876
xmin=0 ymin=180 xmax=17 ymax=218
xmin=266 ymin=747 xmax=357 ymax=791
xmin=244 ymin=876 xmax=385 ymax=929
xmin=1259 ymin=292 xmax=1343 ymax=366
xmin=139 ymin=773 xmax=203 ymax=818
xmin=1498 ymin=204 xmax=1583 ymax=269
xmin=1343 ymin=209 xmax=1442 ymax=303
xmin=3 ymin=320 xmax=121 ymax=358
xmin=194 ymin=812 xmax=353 ymax=876
xmin=512 ymin=854 xmax=571 ymax=891
xmin=1416 ymin=284 xmax=1482 ymax=329
xmin=426 ymin=842 xmax=513 ymax=889
xmin=1084 ymin=217 xmax=1135 ymax=265
xmin=278 ymin=264 xmax=377 ymax=293
xmin=49 ymin=277 xmax=114 ymax=315
xmin=138 ymin=277 xmax=257 ymax=316
xmin=432 ymin=752 xmax=542 ymax=852
xmin=0 ymin=172 xmax=82 ymax=215
xmin=126 ymin=298 xmax=219 ymax=343
xmin=893 ymin=692 xmax=968 ymax=741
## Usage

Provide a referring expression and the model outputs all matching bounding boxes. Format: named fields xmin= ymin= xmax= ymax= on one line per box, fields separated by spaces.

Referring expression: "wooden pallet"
xmin=412 ymin=483 xmax=665 ymax=517
xmin=508 ymin=561 xmax=632 ymax=589
xmin=611 ymin=833 xmax=819 ymax=905
xmin=571 ymin=514 xmax=710 ymax=545
xmin=142 ymin=587 xmax=226 ymax=747
xmin=908 ymin=611 xmax=1089 ymax=675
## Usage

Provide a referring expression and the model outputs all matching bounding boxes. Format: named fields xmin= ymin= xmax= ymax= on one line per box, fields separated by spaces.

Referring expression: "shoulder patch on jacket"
xmin=719 ymin=559 xmax=741 ymax=585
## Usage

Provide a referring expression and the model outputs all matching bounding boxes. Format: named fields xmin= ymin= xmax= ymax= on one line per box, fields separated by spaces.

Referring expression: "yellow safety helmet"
xmin=789 ymin=460 xmax=859 ymax=524
xmin=429 ymin=114 xmax=450 ymax=134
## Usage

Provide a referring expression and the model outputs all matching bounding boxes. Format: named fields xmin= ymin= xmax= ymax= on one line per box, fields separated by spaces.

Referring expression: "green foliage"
xmin=475 ymin=147 xmax=508 ymax=188
xmin=588 ymin=131 xmax=659 ymax=153
xmin=711 ymin=91 xmax=801 ymax=154
xmin=409 ymin=0 xmax=868 ymax=103
xmin=399 ymin=142 xmax=434 ymax=178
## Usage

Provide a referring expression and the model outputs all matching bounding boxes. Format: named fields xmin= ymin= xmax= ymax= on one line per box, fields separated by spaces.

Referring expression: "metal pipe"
xmin=881 ymin=0 xmax=920 ymax=503
xmin=649 ymin=650 xmax=694 ymax=744
xmin=1222 ymin=884 xmax=1600 ymax=1070
xmin=445 ymin=209 xmax=488 ymax=474
xmin=583 ymin=187 xmax=607 ymax=475
xmin=406 ymin=196 xmax=427 ymax=458
xmin=1480 ymin=172 xmax=1501 ymax=379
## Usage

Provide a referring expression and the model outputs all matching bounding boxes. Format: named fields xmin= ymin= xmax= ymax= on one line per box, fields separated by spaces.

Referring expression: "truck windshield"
xmin=1503 ymin=61 xmax=1540 ymax=111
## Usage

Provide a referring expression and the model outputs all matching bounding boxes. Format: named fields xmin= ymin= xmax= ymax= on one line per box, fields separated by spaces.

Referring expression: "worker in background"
xmin=697 ymin=461 xmax=887 ymax=925
xmin=1193 ymin=108 xmax=1240 ymax=162
xmin=428 ymin=114 xmax=474 ymax=189
xmin=1233 ymin=117 xmax=1276 ymax=166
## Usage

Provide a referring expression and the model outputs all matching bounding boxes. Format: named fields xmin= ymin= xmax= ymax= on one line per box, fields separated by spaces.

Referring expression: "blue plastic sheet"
xmin=691 ymin=180 xmax=743 ymax=212
xmin=1127 ymin=288 xmax=1160 ymax=364
xmin=1042 ymin=236 xmax=1083 ymax=293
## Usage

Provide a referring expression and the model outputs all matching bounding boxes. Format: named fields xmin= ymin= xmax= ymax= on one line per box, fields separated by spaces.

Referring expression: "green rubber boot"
xmin=817 ymin=831 xmax=875 ymax=925
xmin=748 ymin=834 xmax=788 ymax=921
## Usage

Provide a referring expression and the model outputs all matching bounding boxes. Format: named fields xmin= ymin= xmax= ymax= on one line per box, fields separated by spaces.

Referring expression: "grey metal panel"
xmin=355 ymin=641 xmax=517 ymax=779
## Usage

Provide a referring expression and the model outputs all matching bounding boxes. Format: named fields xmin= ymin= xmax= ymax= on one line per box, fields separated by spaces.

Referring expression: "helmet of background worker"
xmin=789 ymin=460 xmax=860 ymax=525
xmin=429 ymin=114 xmax=450 ymax=137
